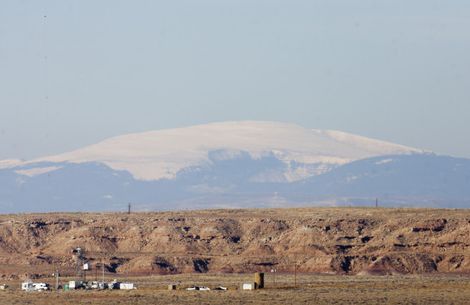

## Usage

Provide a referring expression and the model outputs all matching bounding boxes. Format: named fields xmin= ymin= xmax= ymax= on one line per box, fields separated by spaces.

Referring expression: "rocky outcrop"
xmin=0 ymin=208 xmax=469 ymax=278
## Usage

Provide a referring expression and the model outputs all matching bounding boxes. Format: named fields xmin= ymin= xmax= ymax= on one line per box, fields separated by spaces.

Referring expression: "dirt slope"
xmin=1 ymin=208 xmax=469 ymax=279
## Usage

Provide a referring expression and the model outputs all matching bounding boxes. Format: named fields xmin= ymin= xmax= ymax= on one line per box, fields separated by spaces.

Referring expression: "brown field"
xmin=1 ymin=273 xmax=470 ymax=305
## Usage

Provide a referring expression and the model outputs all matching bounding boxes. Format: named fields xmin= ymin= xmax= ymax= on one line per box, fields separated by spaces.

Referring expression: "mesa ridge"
xmin=0 ymin=207 xmax=469 ymax=279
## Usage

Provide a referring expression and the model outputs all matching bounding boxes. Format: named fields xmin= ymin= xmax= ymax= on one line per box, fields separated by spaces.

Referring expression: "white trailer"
xmin=21 ymin=282 xmax=49 ymax=291
xmin=32 ymin=283 xmax=49 ymax=291
xmin=21 ymin=282 xmax=34 ymax=291
xmin=119 ymin=282 xmax=136 ymax=290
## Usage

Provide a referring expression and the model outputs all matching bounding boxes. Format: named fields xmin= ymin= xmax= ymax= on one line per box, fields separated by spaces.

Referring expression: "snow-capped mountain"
xmin=1 ymin=121 xmax=469 ymax=212
xmin=16 ymin=121 xmax=421 ymax=182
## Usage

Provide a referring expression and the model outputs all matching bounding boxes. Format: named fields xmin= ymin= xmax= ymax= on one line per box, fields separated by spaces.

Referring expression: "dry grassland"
xmin=1 ymin=273 xmax=470 ymax=305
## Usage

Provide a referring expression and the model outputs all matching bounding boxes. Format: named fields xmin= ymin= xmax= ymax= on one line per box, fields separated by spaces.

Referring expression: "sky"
xmin=0 ymin=0 xmax=469 ymax=160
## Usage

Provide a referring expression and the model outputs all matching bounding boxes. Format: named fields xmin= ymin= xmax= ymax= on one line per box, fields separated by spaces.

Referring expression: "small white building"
xmin=119 ymin=282 xmax=136 ymax=290
xmin=242 ymin=282 xmax=256 ymax=290
xmin=69 ymin=280 xmax=83 ymax=289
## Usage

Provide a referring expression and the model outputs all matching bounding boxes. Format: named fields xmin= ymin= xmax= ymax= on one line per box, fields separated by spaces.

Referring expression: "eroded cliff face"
xmin=1 ymin=208 xmax=469 ymax=279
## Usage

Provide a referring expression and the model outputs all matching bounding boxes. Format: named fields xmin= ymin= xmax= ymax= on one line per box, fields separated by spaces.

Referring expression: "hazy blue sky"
xmin=1 ymin=0 xmax=469 ymax=160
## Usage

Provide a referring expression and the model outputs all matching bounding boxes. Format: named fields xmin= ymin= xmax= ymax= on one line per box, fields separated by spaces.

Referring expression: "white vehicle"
xmin=90 ymin=281 xmax=99 ymax=289
xmin=88 ymin=281 xmax=107 ymax=290
xmin=186 ymin=286 xmax=210 ymax=291
xmin=21 ymin=281 xmax=49 ymax=291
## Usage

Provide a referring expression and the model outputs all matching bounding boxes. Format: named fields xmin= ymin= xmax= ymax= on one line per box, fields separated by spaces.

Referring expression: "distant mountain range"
xmin=1 ymin=121 xmax=469 ymax=212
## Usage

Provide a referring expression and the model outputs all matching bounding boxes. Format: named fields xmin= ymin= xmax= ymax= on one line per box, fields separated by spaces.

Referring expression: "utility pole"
xmin=375 ymin=198 xmax=378 ymax=208
xmin=55 ymin=269 xmax=59 ymax=291
xmin=128 ymin=203 xmax=131 ymax=214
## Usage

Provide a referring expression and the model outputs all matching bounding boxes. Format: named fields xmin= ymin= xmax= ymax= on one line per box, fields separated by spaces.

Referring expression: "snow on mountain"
xmin=2 ymin=122 xmax=470 ymax=212
xmin=0 ymin=159 xmax=24 ymax=169
xmin=16 ymin=121 xmax=422 ymax=181
xmin=15 ymin=166 xmax=63 ymax=177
